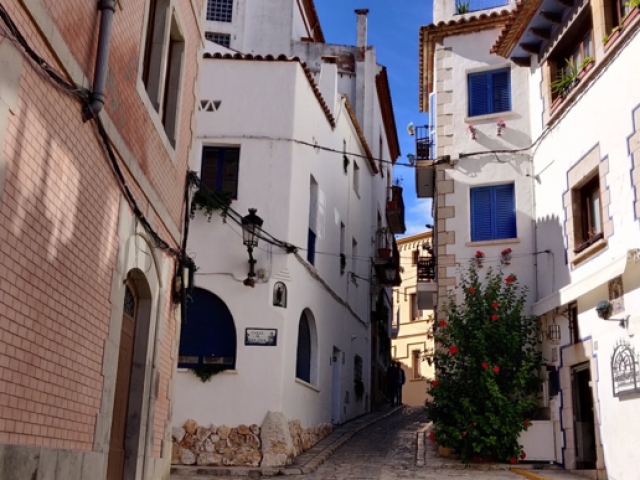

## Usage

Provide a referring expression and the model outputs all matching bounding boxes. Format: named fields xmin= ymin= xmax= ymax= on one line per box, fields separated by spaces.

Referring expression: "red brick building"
xmin=0 ymin=0 xmax=203 ymax=479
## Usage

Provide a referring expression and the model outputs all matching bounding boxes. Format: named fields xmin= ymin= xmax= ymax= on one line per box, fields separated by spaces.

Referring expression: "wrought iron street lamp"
xmin=241 ymin=208 xmax=263 ymax=287
xmin=384 ymin=259 xmax=398 ymax=284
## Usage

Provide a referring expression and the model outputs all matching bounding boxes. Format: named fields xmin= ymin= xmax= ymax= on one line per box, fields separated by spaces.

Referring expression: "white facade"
xmin=420 ymin=0 xmax=640 ymax=477
xmin=173 ymin=6 xmax=402 ymax=459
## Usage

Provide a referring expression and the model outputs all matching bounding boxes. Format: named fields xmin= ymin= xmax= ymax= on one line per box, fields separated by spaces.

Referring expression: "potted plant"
xmin=501 ymin=247 xmax=512 ymax=266
xmin=474 ymin=250 xmax=485 ymax=268
xmin=596 ymin=300 xmax=614 ymax=320
xmin=550 ymin=59 xmax=578 ymax=106
xmin=623 ymin=0 xmax=640 ymax=26
xmin=456 ymin=0 xmax=470 ymax=14
xmin=604 ymin=25 xmax=625 ymax=50
xmin=578 ymin=57 xmax=595 ymax=79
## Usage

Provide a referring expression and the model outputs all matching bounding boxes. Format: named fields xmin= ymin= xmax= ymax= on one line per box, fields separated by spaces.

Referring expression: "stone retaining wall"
xmin=171 ymin=416 xmax=333 ymax=467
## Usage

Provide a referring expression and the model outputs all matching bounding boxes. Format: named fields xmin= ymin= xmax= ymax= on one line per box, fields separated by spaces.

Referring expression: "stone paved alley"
xmin=172 ymin=408 xmax=583 ymax=480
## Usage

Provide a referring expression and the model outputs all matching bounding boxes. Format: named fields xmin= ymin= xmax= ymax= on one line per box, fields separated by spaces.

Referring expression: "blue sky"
xmin=315 ymin=0 xmax=434 ymax=236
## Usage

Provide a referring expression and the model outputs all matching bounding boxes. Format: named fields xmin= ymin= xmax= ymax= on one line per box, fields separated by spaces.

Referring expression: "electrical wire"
xmin=459 ymin=127 xmax=552 ymax=159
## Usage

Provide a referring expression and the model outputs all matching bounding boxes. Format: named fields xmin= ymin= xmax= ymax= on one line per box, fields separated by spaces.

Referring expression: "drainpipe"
xmin=83 ymin=0 xmax=116 ymax=121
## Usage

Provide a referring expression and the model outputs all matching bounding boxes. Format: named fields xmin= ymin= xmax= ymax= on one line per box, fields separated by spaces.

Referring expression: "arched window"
xmin=178 ymin=288 xmax=236 ymax=369
xmin=273 ymin=282 xmax=287 ymax=308
xmin=296 ymin=309 xmax=317 ymax=384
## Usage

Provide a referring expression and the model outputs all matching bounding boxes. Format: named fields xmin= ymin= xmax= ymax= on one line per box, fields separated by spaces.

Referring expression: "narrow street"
xmin=173 ymin=408 xmax=524 ymax=480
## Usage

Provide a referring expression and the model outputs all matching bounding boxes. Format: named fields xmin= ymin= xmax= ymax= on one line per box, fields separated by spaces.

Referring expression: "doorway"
xmin=571 ymin=362 xmax=597 ymax=469
xmin=331 ymin=347 xmax=342 ymax=425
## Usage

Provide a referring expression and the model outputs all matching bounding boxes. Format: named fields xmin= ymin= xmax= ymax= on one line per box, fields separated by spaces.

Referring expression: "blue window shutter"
xmin=296 ymin=314 xmax=311 ymax=382
xmin=468 ymin=72 xmax=490 ymax=116
xmin=307 ymin=229 xmax=316 ymax=265
xmin=491 ymin=70 xmax=511 ymax=114
xmin=179 ymin=288 xmax=237 ymax=366
xmin=470 ymin=187 xmax=493 ymax=241
xmin=494 ymin=184 xmax=517 ymax=239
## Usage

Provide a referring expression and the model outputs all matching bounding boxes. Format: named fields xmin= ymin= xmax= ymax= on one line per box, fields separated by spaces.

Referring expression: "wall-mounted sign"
xmin=245 ymin=328 xmax=278 ymax=346
xmin=611 ymin=341 xmax=640 ymax=398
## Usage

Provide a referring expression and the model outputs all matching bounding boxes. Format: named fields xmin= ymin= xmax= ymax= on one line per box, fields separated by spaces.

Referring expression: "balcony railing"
xmin=386 ymin=185 xmax=406 ymax=234
xmin=415 ymin=125 xmax=433 ymax=161
xmin=455 ymin=0 xmax=509 ymax=14
xmin=417 ymin=257 xmax=437 ymax=283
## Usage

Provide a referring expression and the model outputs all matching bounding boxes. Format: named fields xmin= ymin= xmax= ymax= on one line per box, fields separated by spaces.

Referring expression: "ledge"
xmin=295 ymin=378 xmax=321 ymax=392
xmin=464 ymin=110 xmax=516 ymax=123
xmin=465 ymin=238 xmax=520 ymax=247
xmin=571 ymin=238 xmax=607 ymax=267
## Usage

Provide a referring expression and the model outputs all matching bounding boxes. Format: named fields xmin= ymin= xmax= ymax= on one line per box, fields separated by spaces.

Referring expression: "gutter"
xmin=83 ymin=0 xmax=116 ymax=120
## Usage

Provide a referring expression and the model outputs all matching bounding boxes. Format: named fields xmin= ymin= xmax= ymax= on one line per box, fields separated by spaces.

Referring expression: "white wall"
xmin=439 ymin=30 xmax=536 ymax=307
xmin=174 ymin=57 xmax=393 ymax=431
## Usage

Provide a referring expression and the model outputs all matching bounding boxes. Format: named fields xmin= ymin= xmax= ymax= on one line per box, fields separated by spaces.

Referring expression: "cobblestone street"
xmin=173 ymin=408 xmax=524 ymax=480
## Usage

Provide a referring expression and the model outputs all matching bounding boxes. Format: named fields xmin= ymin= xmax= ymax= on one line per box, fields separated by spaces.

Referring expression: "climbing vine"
xmin=190 ymin=188 xmax=233 ymax=222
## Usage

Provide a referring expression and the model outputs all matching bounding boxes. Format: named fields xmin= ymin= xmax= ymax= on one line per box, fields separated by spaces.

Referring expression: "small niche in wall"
xmin=273 ymin=282 xmax=287 ymax=308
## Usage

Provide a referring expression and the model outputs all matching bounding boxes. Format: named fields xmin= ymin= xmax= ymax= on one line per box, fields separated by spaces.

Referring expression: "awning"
xmin=532 ymin=253 xmax=632 ymax=316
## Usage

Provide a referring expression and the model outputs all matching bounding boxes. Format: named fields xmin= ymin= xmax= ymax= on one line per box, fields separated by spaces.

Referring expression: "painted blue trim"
xmin=201 ymin=146 xmax=240 ymax=199
xmin=467 ymin=68 xmax=512 ymax=117
xmin=627 ymin=103 xmax=640 ymax=222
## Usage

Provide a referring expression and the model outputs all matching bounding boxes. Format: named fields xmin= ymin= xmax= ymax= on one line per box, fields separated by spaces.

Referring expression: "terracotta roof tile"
xmin=203 ymin=52 xmax=335 ymax=128
xmin=376 ymin=67 xmax=401 ymax=162
xmin=343 ymin=96 xmax=378 ymax=174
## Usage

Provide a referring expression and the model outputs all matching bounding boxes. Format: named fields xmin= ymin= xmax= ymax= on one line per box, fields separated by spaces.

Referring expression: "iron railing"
xmin=417 ymin=257 xmax=437 ymax=283
xmin=415 ymin=125 xmax=433 ymax=161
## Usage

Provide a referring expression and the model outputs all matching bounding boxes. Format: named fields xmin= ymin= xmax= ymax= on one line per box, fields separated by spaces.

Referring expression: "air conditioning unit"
xmin=537 ymin=381 xmax=549 ymax=408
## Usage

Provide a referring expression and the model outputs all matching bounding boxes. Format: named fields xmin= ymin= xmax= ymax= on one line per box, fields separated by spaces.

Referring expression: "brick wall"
xmin=0 ymin=0 xmax=202 ymax=469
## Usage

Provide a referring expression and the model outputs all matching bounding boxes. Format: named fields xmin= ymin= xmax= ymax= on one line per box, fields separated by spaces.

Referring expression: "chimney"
xmin=355 ymin=9 xmax=369 ymax=49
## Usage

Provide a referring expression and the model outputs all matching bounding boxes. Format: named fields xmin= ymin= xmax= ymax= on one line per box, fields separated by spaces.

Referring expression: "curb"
xmin=171 ymin=406 xmax=404 ymax=478
xmin=511 ymin=469 xmax=559 ymax=480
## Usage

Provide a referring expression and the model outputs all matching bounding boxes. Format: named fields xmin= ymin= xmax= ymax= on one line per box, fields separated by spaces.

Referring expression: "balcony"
xmin=386 ymin=185 xmax=406 ymax=234
xmin=417 ymin=257 xmax=437 ymax=310
xmin=414 ymin=126 xmax=435 ymax=198
xmin=455 ymin=0 xmax=509 ymax=14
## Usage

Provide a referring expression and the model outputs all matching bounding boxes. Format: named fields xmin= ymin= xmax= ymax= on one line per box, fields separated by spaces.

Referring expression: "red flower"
xmin=493 ymin=366 xmax=500 ymax=373
xmin=482 ymin=362 xmax=488 ymax=369
xmin=492 ymin=302 xmax=498 ymax=309
xmin=506 ymin=274 xmax=517 ymax=284
xmin=475 ymin=250 xmax=484 ymax=258
xmin=510 ymin=457 xmax=517 ymax=464
xmin=472 ymin=422 xmax=477 ymax=427
xmin=524 ymin=419 xmax=529 ymax=426
xmin=491 ymin=314 xmax=498 ymax=321
xmin=432 ymin=380 xmax=439 ymax=387
xmin=428 ymin=432 xmax=435 ymax=444
xmin=520 ymin=452 xmax=527 ymax=460
xmin=501 ymin=247 xmax=512 ymax=255
xmin=469 ymin=288 xmax=476 ymax=293
xmin=461 ymin=431 xmax=466 ymax=437
xmin=449 ymin=346 xmax=459 ymax=355
xmin=439 ymin=320 xmax=447 ymax=328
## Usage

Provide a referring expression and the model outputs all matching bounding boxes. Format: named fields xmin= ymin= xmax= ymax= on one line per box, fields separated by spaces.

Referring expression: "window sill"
xmin=410 ymin=378 xmax=425 ymax=382
xmin=176 ymin=368 xmax=238 ymax=375
xmin=465 ymin=238 xmax=520 ymax=247
xmin=571 ymin=237 xmax=607 ymax=266
xmin=295 ymin=378 xmax=320 ymax=392
xmin=464 ymin=111 xmax=515 ymax=124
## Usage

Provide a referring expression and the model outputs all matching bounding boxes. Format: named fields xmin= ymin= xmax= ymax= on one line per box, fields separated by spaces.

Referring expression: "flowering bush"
xmin=426 ymin=260 xmax=542 ymax=463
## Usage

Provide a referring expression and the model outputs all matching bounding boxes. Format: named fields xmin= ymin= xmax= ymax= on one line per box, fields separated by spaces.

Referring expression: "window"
xmin=470 ymin=184 xmax=516 ymax=242
xmin=574 ymin=175 xmax=602 ymax=253
xmin=612 ymin=0 xmax=632 ymax=27
xmin=552 ymin=30 xmax=593 ymax=100
xmin=205 ymin=32 xmax=231 ymax=47
xmin=178 ymin=288 xmax=236 ymax=368
xmin=201 ymin=147 xmax=240 ymax=198
xmin=412 ymin=350 xmax=421 ymax=379
xmin=296 ymin=310 xmax=317 ymax=384
xmin=468 ymin=68 xmax=511 ymax=117
xmin=412 ymin=250 xmax=419 ymax=265
xmin=206 ymin=0 xmax=233 ymax=22
xmin=162 ymin=16 xmax=185 ymax=146
xmin=410 ymin=293 xmax=419 ymax=320
xmin=308 ymin=176 xmax=318 ymax=265
xmin=352 ymin=239 xmax=358 ymax=280
xmin=141 ymin=0 xmax=184 ymax=145
xmin=569 ymin=302 xmax=580 ymax=344
xmin=353 ymin=161 xmax=360 ymax=196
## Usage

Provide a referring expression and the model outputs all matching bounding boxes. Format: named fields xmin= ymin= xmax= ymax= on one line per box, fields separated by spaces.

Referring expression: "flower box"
xmin=623 ymin=6 xmax=639 ymax=28
xmin=604 ymin=27 xmax=623 ymax=51
xmin=578 ymin=60 xmax=595 ymax=79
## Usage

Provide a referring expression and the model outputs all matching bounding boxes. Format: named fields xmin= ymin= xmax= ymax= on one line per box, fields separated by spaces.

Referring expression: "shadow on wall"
xmin=454 ymin=153 xmax=532 ymax=179
xmin=536 ymin=214 xmax=571 ymax=300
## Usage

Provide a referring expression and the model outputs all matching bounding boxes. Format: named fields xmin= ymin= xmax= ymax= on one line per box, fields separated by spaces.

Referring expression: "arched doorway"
xmin=295 ymin=309 xmax=318 ymax=385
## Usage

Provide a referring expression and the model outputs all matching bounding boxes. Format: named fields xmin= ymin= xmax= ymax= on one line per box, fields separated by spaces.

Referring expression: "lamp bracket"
xmin=603 ymin=315 xmax=630 ymax=329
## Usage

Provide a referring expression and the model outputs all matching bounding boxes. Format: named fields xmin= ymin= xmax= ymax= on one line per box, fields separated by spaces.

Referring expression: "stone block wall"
xmin=171 ymin=417 xmax=333 ymax=468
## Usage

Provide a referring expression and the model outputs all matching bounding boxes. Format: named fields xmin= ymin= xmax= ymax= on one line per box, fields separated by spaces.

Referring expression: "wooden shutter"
xmin=470 ymin=187 xmax=493 ymax=241
xmin=468 ymin=72 xmax=490 ymax=116
xmin=494 ymin=184 xmax=517 ymax=239
xmin=491 ymin=69 xmax=511 ymax=113
xmin=307 ymin=229 xmax=316 ymax=265
xmin=296 ymin=314 xmax=312 ymax=382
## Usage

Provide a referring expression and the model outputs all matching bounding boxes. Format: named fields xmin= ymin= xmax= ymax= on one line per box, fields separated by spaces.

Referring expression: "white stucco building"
xmin=418 ymin=0 xmax=640 ymax=477
xmin=171 ymin=3 xmax=403 ymax=468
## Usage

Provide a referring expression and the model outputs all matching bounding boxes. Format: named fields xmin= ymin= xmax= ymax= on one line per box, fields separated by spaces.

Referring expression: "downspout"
xmin=83 ymin=0 xmax=116 ymax=121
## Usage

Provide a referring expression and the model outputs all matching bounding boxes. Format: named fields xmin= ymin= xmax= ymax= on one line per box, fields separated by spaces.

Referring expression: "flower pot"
xmin=623 ymin=6 xmax=639 ymax=28
xmin=475 ymin=259 xmax=484 ymax=268
xmin=605 ymin=28 xmax=623 ymax=51
xmin=578 ymin=60 xmax=594 ymax=79
xmin=551 ymin=95 xmax=564 ymax=111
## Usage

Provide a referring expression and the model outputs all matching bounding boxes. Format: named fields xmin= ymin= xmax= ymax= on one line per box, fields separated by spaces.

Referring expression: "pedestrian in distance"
xmin=386 ymin=362 xmax=398 ymax=406
xmin=396 ymin=361 xmax=405 ymax=405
